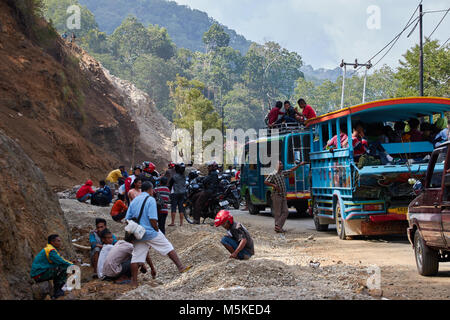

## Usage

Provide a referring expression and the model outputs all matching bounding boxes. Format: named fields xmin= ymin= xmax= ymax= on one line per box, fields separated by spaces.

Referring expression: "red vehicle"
xmin=407 ymin=141 xmax=450 ymax=276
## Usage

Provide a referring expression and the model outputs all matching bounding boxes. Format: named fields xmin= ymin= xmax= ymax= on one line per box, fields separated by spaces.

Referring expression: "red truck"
xmin=408 ymin=141 xmax=450 ymax=276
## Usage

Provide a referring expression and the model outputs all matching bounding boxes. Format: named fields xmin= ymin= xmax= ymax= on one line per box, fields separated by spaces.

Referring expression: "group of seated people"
xmin=325 ymin=117 xmax=450 ymax=168
xmin=267 ymin=99 xmax=317 ymax=127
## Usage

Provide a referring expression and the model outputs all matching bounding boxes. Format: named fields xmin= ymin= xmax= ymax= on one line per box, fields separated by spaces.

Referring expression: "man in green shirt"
xmin=30 ymin=234 xmax=73 ymax=299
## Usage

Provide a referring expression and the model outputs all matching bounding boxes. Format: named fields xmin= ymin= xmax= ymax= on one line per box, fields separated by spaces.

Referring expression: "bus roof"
xmin=246 ymin=131 xmax=308 ymax=145
xmin=306 ymin=97 xmax=450 ymax=126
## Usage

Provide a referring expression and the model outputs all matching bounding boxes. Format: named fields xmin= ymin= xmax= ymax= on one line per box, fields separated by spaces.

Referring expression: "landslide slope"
xmin=0 ymin=130 xmax=74 ymax=299
xmin=0 ymin=0 xmax=172 ymax=189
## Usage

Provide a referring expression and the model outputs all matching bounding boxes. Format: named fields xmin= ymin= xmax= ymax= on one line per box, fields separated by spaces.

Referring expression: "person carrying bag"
xmin=124 ymin=196 xmax=150 ymax=241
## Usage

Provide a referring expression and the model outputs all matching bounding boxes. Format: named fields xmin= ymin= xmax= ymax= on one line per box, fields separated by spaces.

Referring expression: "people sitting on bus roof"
xmin=267 ymin=101 xmax=285 ymax=127
xmin=280 ymin=100 xmax=298 ymax=124
xmin=296 ymin=99 xmax=317 ymax=123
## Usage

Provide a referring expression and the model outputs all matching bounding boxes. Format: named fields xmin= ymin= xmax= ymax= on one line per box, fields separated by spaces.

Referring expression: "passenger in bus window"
xmin=434 ymin=118 xmax=450 ymax=148
xmin=407 ymin=119 xmax=423 ymax=142
xmin=325 ymin=124 xmax=348 ymax=151
xmin=351 ymin=122 xmax=368 ymax=161
xmin=392 ymin=121 xmax=406 ymax=143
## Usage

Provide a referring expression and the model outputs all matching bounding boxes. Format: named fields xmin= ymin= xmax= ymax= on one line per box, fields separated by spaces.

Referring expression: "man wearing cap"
xmin=125 ymin=181 xmax=191 ymax=287
xmin=214 ymin=210 xmax=254 ymax=260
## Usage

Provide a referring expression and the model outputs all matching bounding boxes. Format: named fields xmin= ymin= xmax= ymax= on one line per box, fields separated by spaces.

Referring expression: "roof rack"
xmin=260 ymin=123 xmax=309 ymax=136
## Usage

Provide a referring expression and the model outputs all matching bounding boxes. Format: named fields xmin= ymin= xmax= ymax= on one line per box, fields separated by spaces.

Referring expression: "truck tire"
xmin=313 ymin=201 xmax=328 ymax=231
xmin=414 ymin=231 xmax=439 ymax=276
xmin=335 ymin=201 xmax=347 ymax=240
xmin=246 ymin=193 xmax=260 ymax=215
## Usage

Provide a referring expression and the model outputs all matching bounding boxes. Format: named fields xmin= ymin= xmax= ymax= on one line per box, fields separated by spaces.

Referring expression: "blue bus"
xmin=307 ymin=97 xmax=450 ymax=239
xmin=240 ymin=125 xmax=312 ymax=216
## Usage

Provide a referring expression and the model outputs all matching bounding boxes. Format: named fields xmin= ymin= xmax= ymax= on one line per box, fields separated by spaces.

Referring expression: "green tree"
xmin=169 ymin=76 xmax=222 ymax=137
xmin=132 ymin=54 xmax=182 ymax=120
xmin=202 ymin=23 xmax=231 ymax=53
xmin=222 ymin=84 xmax=265 ymax=131
xmin=396 ymin=39 xmax=450 ymax=97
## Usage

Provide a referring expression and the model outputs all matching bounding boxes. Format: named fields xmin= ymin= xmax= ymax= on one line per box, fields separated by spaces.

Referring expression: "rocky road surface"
xmin=60 ymin=199 xmax=450 ymax=300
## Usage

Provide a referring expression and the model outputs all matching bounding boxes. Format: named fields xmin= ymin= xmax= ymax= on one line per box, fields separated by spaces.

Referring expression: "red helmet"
xmin=143 ymin=161 xmax=156 ymax=173
xmin=168 ymin=162 xmax=175 ymax=169
xmin=214 ymin=210 xmax=233 ymax=227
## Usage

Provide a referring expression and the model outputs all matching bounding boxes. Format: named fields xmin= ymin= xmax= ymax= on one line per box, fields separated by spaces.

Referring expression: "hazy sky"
xmin=174 ymin=0 xmax=449 ymax=72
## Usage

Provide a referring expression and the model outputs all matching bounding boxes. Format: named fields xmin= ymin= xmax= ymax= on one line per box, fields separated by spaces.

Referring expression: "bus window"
xmin=288 ymin=136 xmax=301 ymax=163
xmin=302 ymin=135 xmax=311 ymax=163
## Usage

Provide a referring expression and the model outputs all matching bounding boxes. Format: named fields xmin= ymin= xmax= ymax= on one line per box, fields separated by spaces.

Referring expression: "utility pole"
xmin=340 ymin=59 xmax=372 ymax=108
xmin=419 ymin=4 xmax=424 ymax=96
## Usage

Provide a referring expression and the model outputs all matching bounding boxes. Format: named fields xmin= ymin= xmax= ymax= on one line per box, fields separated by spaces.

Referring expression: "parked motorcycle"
xmin=183 ymin=175 xmax=230 ymax=224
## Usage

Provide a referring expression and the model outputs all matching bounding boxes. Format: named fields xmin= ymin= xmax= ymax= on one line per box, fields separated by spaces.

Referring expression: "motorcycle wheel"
xmin=232 ymin=199 xmax=240 ymax=210
xmin=183 ymin=203 xmax=195 ymax=224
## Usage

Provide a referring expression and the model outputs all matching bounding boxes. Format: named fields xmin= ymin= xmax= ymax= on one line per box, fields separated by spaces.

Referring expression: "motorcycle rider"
xmin=140 ymin=161 xmax=159 ymax=186
xmin=192 ymin=161 xmax=220 ymax=224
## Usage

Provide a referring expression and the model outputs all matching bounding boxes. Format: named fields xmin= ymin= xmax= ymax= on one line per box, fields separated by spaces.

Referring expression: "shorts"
xmin=90 ymin=246 xmax=101 ymax=260
xmin=221 ymin=236 xmax=253 ymax=260
xmin=104 ymin=260 xmax=131 ymax=280
xmin=131 ymin=231 xmax=175 ymax=264
xmin=170 ymin=193 xmax=185 ymax=213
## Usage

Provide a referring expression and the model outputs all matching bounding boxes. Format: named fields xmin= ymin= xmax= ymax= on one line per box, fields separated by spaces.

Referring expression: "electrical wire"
xmin=355 ymin=1 xmax=423 ymax=72
xmin=439 ymin=36 xmax=450 ymax=49
xmin=428 ymin=8 xmax=449 ymax=39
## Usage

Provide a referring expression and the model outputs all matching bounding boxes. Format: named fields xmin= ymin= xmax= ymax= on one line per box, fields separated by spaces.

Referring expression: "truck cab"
xmin=408 ymin=141 xmax=450 ymax=276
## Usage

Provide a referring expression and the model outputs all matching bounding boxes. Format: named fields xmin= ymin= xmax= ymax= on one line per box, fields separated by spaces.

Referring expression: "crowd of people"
xmin=266 ymin=99 xmax=317 ymax=128
xmin=31 ymin=160 xmax=254 ymax=298
xmin=325 ymin=117 xmax=450 ymax=168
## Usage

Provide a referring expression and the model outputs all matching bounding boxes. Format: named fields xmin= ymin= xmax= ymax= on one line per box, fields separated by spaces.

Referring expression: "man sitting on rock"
xmin=89 ymin=219 xmax=117 ymax=277
xmin=214 ymin=210 xmax=254 ymax=260
xmin=76 ymin=180 xmax=95 ymax=203
xmin=30 ymin=234 xmax=74 ymax=299
xmin=91 ymin=180 xmax=113 ymax=206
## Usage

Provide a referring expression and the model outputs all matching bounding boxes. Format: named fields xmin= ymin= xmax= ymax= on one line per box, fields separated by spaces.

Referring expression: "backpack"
xmin=91 ymin=191 xmax=109 ymax=206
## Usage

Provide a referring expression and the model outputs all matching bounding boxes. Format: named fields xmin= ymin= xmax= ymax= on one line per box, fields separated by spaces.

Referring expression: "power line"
xmin=439 ymin=36 xmax=450 ymax=49
xmin=428 ymin=8 xmax=449 ymax=39
xmin=355 ymin=1 xmax=423 ymax=72
xmin=423 ymin=9 xmax=450 ymax=14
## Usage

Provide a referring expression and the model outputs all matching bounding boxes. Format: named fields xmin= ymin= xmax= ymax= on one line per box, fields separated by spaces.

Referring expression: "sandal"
xmin=116 ymin=280 xmax=131 ymax=285
xmin=180 ymin=265 xmax=193 ymax=273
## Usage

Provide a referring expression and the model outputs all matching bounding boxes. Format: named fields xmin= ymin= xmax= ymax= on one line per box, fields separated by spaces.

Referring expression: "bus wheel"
xmin=335 ymin=201 xmax=347 ymax=240
xmin=246 ymin=193 xmax=260 ymax=215
xmin=313 ymin=201 xmax=328 ymax=231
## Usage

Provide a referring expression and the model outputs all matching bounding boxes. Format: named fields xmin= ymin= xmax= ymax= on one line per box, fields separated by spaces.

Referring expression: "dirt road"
xmin=232 ymin=208 xmax=450 ymax=300
xmin=60 ymin=199 xmax=450 ymax=300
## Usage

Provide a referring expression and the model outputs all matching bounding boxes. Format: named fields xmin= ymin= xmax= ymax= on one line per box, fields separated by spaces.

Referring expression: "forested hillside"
xmin=43 ymin=0 xmax=449 ymax=129
xmin=78 ymin=0 xmax=252 ymax=54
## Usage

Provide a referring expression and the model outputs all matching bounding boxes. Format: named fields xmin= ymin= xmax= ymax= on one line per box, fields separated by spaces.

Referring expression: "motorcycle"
xmin=183 ymin=176 xmax=230 ymax=224
xmin=221 ymin=179 xmax=240 ymax=210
